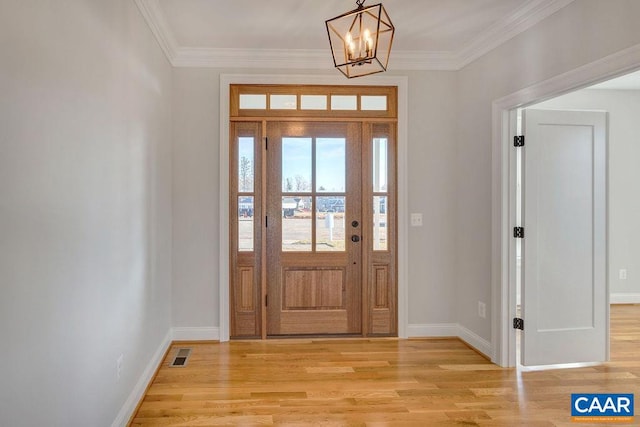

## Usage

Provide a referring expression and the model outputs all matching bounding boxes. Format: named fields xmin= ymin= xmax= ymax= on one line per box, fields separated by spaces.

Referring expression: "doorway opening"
xmin=511 ymin=71 xmax=640 ymax=367
xmin=228 ymin=84 xmax=398 ymax=339
xmin=493 ymin=54 xmax=640 ymax=367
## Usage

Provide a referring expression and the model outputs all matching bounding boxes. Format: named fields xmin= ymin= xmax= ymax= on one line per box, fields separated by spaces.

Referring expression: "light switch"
xmin=411 ymin=213 xmax=423 ymax=227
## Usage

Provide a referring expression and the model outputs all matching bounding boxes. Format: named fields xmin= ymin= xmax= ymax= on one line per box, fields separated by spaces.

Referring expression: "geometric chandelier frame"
xmin=326 ymin=0 xmax=395 ymax=78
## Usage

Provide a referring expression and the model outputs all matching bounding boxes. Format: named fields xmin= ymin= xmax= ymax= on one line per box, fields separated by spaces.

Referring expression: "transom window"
xmin=231 ymin=85 xmax=396 ymax=118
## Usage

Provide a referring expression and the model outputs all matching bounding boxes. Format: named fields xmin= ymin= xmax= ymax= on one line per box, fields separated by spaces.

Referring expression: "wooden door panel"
xmin=280 ymin=311 xmax=350 ymax=335
xmin=238 ymin=267 xmax=255 ymax=310
xmin=373 ymin=265 xmax=389 ymax=308
xmin=369 ymin=262 xmax=395 ymax=335
xmin=283 ymin=268 xmax=345 ymax=309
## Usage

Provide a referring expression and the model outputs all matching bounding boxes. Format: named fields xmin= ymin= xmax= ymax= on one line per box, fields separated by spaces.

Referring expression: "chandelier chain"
xmin=356 ymin=0 xmax=365 ymax=9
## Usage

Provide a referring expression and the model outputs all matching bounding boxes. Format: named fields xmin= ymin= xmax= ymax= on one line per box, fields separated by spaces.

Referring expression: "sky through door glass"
xmin=316 ymin=138 xmax=345 ymax=192
xmin=282 ymin=138 xmax=312 ymax=192
xmin=238 ymin=137 xmax=254 ymax=192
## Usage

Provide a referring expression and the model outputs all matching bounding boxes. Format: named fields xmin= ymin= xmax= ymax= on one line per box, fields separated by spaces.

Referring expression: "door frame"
xmin=219 ymin=74 xmax=409 ymax=342
xmin=492 ymin=43 xmax=640 ymax=367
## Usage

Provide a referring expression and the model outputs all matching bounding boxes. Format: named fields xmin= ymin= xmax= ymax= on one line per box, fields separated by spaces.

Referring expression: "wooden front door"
xmin=229 ymin=84 xmax=398 ymax=339
xmin=266 ymin=122 xmax=362 ymax=335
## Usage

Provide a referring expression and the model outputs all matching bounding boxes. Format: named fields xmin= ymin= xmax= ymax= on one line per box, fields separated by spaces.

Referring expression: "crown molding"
xmin=134 ymin=0 xmax=178 ymax=63
xmin=392 ymin=51 xmax=460 ymax=71
xmin=135 ymin=0 xmax=576 ymax=71
xmin=172 ymin=47 xmax=332 ymax=69
xmin=171 ymin=47 xmax=460 ymax=71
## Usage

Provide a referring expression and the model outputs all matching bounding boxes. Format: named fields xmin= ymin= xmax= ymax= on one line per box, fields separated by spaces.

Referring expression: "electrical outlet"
xmin=410 ymin=213 xmax=423 ymax=227
xmin=478 ymin=301 xmax=486 ymax=319
xmin=619 ymin=269 xmax=627 ymax=280
xmin=117 ymin=354 xmax=124 ymax=380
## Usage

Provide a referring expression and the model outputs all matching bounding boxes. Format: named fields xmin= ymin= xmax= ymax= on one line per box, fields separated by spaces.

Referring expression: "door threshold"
xmin=265 ymin=334 xmax=397 ymax=340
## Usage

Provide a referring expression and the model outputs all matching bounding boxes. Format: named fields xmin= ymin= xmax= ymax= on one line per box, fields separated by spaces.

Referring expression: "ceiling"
xmin=135 ymin=0 xmax=575 ymax=70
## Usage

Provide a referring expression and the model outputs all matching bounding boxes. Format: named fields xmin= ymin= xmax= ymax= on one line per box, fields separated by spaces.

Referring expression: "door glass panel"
xmin=361 ymin=95 xmax=387 ymax=111
xmin=270 ymin=94 xmax=297 ymax=110
xmin=316 ymin=196 xmax=346 ymax=252
xmin=238 ymin=197 xmax=254 ymax=251
xmin=238 ymin=137 xmax=254 ymax=192
xmin=373 ymin=138 xmax=388 ymax=192
xmin=316 ymin=196 xmax=345 ymax=213
xmin=239 ymin=94 xmax=266 ymax=109
xmin=301 ymin=95 xmax=327 ymax=110
xmin=282 ymin=196 xmax=312 ymax=252
xmin=282 ymin=138 xmax=312 ymax=193
xmin=316 ymin=138 xmax=345 ymax=192
xmin=373 ymin=196 xmax=387 ymax=251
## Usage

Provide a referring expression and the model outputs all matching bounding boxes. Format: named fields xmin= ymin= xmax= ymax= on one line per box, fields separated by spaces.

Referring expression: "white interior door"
xmin=521 ymin=109 xmax=608 ymax=366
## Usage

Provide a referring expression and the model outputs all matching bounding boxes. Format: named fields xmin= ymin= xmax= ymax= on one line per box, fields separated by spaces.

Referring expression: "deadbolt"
xmin=351 ymin=220 xmax=359 ymax=228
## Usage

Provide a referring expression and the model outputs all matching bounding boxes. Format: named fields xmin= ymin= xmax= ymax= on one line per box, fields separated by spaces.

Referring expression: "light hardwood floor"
xmin=130 ymin=305 xmax=640 ymax=426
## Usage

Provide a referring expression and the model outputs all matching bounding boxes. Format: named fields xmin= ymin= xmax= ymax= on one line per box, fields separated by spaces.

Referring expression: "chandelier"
xmin=325 ymin=0 xmax=395 ymax=78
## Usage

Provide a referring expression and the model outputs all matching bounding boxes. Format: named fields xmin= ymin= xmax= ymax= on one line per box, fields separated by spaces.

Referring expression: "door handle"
xmin=351 ymin=235 xmax=361 ymax=243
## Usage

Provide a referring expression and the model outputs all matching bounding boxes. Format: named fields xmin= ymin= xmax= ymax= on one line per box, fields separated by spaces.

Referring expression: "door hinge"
xmin=513 ymin=317 xmax=524 ymax=330
xmin=265 ymin=137 xmax=268 ymax=150
xmin=514 ymin=135 xmax=525 ymax=147
xmin=265 ymin=216 xmax=268 ymax=228
xmin=513 ymin=227 xmax=524 ymax=238
xmin=265 ymin=294 xmax=268 ymax=307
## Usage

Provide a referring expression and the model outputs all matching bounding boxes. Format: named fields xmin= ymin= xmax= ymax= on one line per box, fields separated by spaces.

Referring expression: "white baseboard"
xmin=610 ymin=293 xmax=640 ymax=304
xmin=172 ymin=326 xmax=220 ymax=341
xmin=457 ymin=325 xmax=493 ymax=359
xmin=170 ymin=325 xmax=491 ymax=357
xmin=407 ymin=323 xmax=458 ymax=337
xmin=111 ymin=329 xmax=172 ymax=427
xmin=112 ymin=327 xmax=219 ymax=426
xmin=407 ymin=322 xmax=492 ymax=360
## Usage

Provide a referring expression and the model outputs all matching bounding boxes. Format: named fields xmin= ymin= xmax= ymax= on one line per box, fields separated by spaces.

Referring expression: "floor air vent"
xmin=170 ymin=348 xmax=192 ymax=367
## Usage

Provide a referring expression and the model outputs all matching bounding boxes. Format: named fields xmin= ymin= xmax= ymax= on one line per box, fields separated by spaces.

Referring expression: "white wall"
xmin=171 ymin=68 xmax=459 ymax=330
xmin=457 ymin=0 xmax=640 ymax=342
xmin=533 ymin=89 xmax=640 ymax=300
xmin=404 ymin=71 xmax=458 ymax=327
xmin=0 ymin=1 xmax=173 ymax=426
xmin=171 ymin=69 xmax=219 ymax=327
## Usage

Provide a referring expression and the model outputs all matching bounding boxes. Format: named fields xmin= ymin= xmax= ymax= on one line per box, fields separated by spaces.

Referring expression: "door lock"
xmin=351 ymin=235 xmax=361 ymax=243
xmin=351 ymin=220 xmax=359 ymax=228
